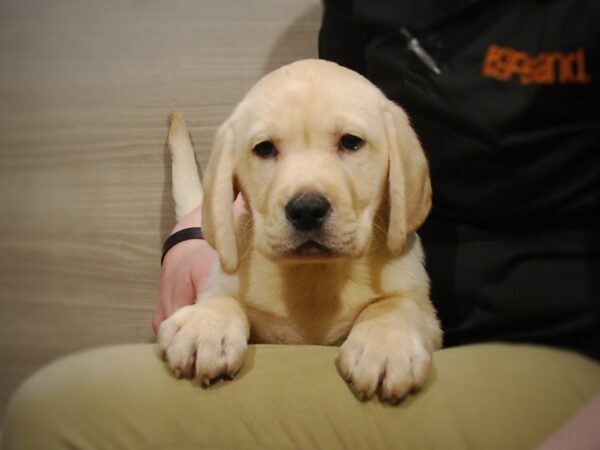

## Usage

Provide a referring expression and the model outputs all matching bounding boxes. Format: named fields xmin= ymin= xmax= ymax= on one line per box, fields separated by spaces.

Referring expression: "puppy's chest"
xmin=241 ymin=262 xmax=379 ymax=345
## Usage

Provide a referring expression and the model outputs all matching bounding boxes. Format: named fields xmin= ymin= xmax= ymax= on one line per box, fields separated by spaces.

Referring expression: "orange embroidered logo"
xmin=482 ymin=45 xmax=591 ymax=85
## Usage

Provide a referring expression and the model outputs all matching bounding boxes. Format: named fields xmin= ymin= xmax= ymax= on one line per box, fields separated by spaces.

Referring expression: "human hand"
xmin=153 ymin=206 xmax=216 ymax=334
xmin=153 ymin=197 xmax=246 ymax=334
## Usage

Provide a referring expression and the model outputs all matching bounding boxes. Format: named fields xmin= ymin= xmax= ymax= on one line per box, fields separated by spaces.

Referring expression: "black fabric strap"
xmin=161 ymin=227 xmax=203 ymax=265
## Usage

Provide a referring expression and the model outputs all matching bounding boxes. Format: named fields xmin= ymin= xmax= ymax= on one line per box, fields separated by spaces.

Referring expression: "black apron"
xmin=320 ymin=0 xmax=600 ymax=358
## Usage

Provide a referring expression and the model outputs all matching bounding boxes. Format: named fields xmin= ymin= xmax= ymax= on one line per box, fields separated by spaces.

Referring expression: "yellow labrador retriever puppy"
xmin=159 ymin=59 xmax=442 ymax=403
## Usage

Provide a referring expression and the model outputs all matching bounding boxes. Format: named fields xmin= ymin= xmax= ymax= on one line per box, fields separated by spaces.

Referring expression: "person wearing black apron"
xmin=319 ymin=0 xmax=600 ymax=359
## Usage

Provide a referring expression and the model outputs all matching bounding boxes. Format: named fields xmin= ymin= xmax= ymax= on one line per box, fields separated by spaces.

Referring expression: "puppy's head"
xmin=202 ymin=59 xmax=431 ymax=273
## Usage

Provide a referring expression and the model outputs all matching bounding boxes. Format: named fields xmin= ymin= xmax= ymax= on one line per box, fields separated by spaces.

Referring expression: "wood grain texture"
xmin=0 ymin=0 xmax=321 ymax=416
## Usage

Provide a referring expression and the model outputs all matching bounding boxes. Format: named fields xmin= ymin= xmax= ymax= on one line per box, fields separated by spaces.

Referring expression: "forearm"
xmin=537 ymin=391 xmax=600 ymax=450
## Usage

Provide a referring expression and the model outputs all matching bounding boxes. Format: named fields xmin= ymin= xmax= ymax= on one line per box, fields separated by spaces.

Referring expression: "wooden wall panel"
xmin=0 ymin=0 xmax=321 ymax=416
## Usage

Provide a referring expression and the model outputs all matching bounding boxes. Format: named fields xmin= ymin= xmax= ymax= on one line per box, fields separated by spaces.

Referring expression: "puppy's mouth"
xmin=294 ymin=240 xmax=333 ymax=257
xmin=279 ymin=239 xmax=341 ymax=262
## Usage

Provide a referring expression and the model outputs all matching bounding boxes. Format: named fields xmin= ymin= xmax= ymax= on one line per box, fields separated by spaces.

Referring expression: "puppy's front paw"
xmin=158 ymin=300 xmax=249 ymax=385
xmin=338 ymin=323 xmax=433 ymax=403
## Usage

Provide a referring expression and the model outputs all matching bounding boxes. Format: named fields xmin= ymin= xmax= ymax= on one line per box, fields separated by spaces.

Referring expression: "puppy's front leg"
xmin=158 ymin=296 xmax=249 ymax=385
xmin=338 ymin=296 xmax=441 ymax=403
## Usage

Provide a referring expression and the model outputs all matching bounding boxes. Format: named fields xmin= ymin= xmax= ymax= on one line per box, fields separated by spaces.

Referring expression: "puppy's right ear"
xmin=202 ymin=121 xmax=239 ymax=273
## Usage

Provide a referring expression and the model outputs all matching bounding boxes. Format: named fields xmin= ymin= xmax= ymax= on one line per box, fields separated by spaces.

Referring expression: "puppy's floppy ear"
xmin=383 ymin=101 xmax=432 ymax=255
xmin=202 ymin=121 xmax=239 ymax=273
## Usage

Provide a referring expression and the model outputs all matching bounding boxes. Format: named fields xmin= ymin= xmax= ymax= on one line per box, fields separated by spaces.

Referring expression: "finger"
xmin=167 ymin=272 xmax=196 ymax=318
xmin=156 ymin=261 xmax=174 ymax=331
xmin=152 ymin=308 xmax=163 ymax=335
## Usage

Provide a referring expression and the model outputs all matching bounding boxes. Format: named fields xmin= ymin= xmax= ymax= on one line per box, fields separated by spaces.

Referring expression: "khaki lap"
xmin=3 ymin=343 xmax=600 ymax=450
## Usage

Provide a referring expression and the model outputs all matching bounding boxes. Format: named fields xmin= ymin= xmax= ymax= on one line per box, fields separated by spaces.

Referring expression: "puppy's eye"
xmin=339 ymin=134 xmax=365 ymax=152
xmin=252 ymin=141 xmax=278 ymax=159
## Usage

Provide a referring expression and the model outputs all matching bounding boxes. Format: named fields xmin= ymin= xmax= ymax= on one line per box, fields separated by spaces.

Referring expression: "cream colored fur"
xmin=167 ymin=112 xmax=204 ymax=222
xmin=159 ymin=59 xmax=442 ymax=403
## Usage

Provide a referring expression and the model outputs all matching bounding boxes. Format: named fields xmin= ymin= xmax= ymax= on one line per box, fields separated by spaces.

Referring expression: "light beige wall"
xmin=0 ymin=0 xmax=322 ymax=416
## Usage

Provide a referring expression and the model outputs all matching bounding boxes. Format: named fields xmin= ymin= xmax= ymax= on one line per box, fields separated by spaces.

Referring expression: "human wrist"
xmin=164 ymin=197 xmax=244 ymax=264
xmin=161 ymin=227 xmax=204 ymax=265
xmin=161 ymin=206 xmax=204 ymax=265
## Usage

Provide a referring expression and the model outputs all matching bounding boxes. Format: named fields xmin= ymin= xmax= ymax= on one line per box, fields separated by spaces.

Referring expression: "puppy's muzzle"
xmin=285 ymin=192 xmax=331 ymax=232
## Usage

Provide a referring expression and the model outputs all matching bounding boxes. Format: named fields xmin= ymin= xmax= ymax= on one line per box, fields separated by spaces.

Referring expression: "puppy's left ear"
xmin=383 ymin=101 xmax=432 ymax=255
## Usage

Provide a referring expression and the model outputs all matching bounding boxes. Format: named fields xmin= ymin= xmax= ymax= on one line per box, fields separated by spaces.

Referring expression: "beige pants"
xmin=2 ymin=343 xmax=599 ymax=450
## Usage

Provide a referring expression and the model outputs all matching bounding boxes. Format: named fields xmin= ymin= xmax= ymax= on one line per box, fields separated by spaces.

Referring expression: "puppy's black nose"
xmin=285 ymin=193 xmax=331 ymax=231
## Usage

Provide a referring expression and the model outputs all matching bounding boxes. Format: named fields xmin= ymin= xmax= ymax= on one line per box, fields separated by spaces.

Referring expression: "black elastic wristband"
xmin=161 ymin=227 xmax=203 ymax=265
